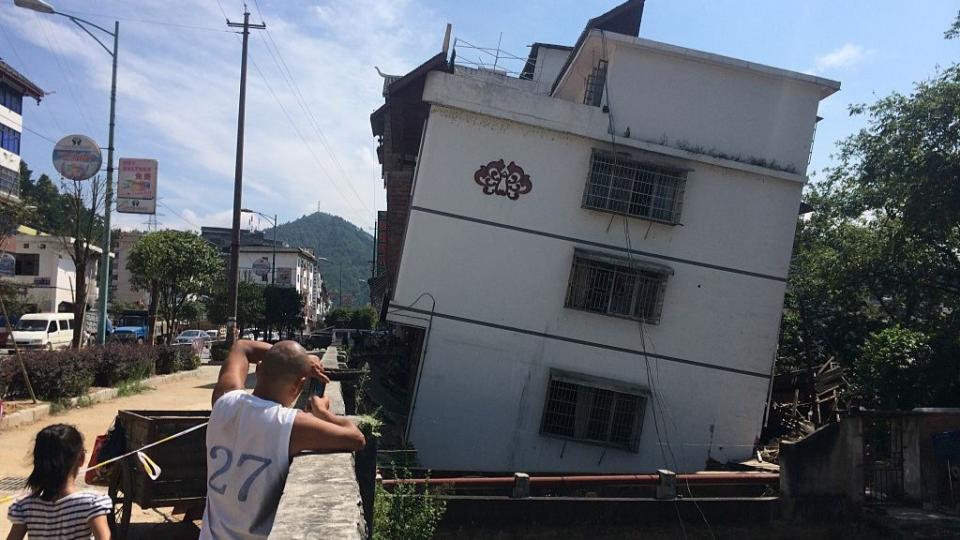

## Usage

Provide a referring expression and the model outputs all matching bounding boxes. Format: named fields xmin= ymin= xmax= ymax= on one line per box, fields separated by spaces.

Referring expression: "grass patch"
xmin=49 ymin=394 xmax=95 ymax=415
xmin=116 ymin=379 xmax=151 ymax=398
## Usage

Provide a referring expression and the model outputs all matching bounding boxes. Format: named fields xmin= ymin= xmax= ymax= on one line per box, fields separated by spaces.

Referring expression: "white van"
xmin=11 ymin=313 xmax=75 ymax=351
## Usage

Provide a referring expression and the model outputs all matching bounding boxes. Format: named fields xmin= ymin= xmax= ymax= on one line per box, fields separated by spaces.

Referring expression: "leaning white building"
xmin=374 ymin=0 xmax=839 ymax=473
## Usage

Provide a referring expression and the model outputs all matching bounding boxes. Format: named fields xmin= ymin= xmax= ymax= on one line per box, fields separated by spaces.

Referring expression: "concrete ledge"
xmin=0 ymin=368 xmax=202 ymax=432
xmin=274 ymin=347 xmax=367 ymax=539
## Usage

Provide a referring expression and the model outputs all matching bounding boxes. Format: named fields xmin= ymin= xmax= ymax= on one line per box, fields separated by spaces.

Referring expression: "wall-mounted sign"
xmin=252 ymin=256 xmax=271 ymax=278
xmin=473 ymin=159 xmax=532 ymax=200
xmin=117 ymin=158 xmax=158 ymax=214
xmin=32 ymin=277 xmax=51 ymax=287
xmin=117 ymin=198 xmax=156 ymax=214
xmin=52 ymin=135 xmax=102 ymax=181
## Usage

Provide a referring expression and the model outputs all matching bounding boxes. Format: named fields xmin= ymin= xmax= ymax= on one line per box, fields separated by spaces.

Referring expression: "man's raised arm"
xmin=212 ymin=339 xmax=272 ymax=406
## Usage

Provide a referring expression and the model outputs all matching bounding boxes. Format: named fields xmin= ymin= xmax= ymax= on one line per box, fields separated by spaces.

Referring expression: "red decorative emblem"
xmin=473 ymin=159 xmax=532 ymax=200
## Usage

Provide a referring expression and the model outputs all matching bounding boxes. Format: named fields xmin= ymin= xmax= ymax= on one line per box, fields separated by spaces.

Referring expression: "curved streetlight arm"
xmin=240 ymin=208 xmax=275 ymax=226
xmin=62 ymin=14 xmax=116 ymax=56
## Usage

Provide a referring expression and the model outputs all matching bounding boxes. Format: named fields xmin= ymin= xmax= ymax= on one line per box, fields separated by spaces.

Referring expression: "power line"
xmin=158 ymin=200 xmax=200 ymax=230
xmin=56 ymin=10 xmax=231 ymax=33
xmin=246 ymin=53 xmax=365 ymax=215
xmin=251 ymin=0 xmax=372 ymax=214
xmin=36 ymin=15 xmax=97 ymax=134
xmin=22 ymin=126 xmax=57 ymax=144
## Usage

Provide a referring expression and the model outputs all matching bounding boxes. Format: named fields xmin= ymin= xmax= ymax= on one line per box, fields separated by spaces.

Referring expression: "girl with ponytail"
xmin=7 ymin=424 xmax=111 ymax=539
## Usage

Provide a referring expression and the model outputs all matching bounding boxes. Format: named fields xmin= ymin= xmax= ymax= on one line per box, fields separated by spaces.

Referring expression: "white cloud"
xmin=808 ymin=43 xmax=864 ymax=75
xmin=5 ymin=0 xmax=442 ymax=234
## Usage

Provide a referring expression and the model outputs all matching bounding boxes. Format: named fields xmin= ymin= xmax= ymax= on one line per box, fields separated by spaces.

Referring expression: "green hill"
xmin=266 ymin=212 xmax=374 ymax=307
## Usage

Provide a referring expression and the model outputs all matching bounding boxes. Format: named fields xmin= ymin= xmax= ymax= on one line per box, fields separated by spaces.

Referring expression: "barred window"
xmin=583 ymin=60 xmax=608 ymax=107
xmin=583 ymin=150 xmax=686 ymax=224
xmin=564 ymin=249 xmax=670 ymax=324
xmin=540 ymin=370 xmax=646 ymax=451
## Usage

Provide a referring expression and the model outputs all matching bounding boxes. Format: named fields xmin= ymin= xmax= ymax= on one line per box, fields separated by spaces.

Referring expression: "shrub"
xmin=373 ymin=466 xmax=446 ymax=540
xmin=210 ymin=341 xmax=230 ymax=363
xmin=94 ymin=344 xmax=157 ymax=387
xmin=1 ymin=349 xmax=96 ymax=400
xmin=156 ymin=345 xmax=183 ymax=374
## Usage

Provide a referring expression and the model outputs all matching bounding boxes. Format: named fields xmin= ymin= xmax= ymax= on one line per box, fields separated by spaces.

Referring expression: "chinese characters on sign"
xmin=117 ymin=158 xmax=158 ymax=214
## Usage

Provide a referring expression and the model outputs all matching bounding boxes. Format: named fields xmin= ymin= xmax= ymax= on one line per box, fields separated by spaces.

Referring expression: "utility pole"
xmin=225 ymin=9 xmax=265 ymax=345
xmin=271 ymin=213 xmax=277 ymax=285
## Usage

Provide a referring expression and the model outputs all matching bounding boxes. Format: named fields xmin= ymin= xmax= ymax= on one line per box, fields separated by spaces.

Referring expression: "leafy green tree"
xmin=127 ymin=230 xmax=222 ymax=337
xmin=204 ymin=281 xmax=264 ymax=334
xmin=852 ymin=327 xmax=930 ymax=410
xmin=324 ymin=307 xmax=377 ymax=330
xmin=180 ymin=300 xmax=205 ymax=326
xmin=779 ymin=63 xmax=960 ymax=407
xmin=262 ymin=285 xmax=304 ymax=337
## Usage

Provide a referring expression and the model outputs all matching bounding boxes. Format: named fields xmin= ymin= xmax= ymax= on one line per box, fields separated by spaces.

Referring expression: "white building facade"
xmin=0 ymin=60 xmax=43 ymax=206
xmin=237 ymin=246 xmax=326 ymax=330
xmin=382 ymin=6 xmax=838 ymax=473
xmin=11 ymin=229 xmax=106 ymax=314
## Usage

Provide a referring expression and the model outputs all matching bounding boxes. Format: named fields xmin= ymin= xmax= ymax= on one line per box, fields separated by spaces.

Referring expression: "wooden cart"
xmin=108 ymin=410 xmax=209 ymax=538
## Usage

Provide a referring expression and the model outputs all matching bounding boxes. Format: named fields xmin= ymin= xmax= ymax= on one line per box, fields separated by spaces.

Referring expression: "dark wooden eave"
xmin=0 ymin=59 xmax=45 ymax=102
xmin=549 ymin=0 xmax=646 ymax=95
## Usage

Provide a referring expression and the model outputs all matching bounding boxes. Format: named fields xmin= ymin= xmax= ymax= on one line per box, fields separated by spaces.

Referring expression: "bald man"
xmin=200 ymin=340 xmax=365 ymax=540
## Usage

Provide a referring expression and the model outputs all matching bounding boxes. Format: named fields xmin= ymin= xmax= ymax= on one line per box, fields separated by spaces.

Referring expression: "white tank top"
xmin=200 ymin=390 xmax=298 ymax=540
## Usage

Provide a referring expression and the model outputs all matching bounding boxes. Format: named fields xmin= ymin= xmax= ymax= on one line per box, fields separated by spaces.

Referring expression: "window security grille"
xmin=583 ymin=150 xmax=686 ymax=225
xmin=564 ymin=250 xmax=670 ymax=324
xmin=540 ymin=370 xmax=646 ymax=451
xmin=583 ymin=60 xmax=608 ymax=107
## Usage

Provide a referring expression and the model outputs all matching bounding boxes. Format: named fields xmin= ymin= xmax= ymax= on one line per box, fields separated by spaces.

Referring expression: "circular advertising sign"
xmin=52 ymin=134 xmax=102 ymax=181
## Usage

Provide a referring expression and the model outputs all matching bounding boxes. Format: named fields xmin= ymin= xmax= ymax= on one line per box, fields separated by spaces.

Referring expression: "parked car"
xmin=173 ymin=329 xmax=210 ymax=346
xmin=205 ymin=330 xmax=221 ymax=340
xmin=10 ymin=312 xmax=75 ymax=351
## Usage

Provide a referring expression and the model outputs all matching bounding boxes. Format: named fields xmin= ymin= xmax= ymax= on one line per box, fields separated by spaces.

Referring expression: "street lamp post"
xmin=16 ymin=0 xmax=119 ymax=345
xmin=240 ymin=208 xmax=277 ymax=284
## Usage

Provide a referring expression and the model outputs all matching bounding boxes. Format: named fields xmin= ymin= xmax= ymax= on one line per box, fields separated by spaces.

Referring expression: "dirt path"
xmin=0 ymin=365 xmax=225 ymax=538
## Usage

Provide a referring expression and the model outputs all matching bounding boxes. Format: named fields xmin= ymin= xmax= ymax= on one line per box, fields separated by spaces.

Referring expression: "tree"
xmin=59 ymin=177 xmax=106 ymax=347
xmin=204 ymin=280 xmax=264 ymax=335
xmin=779 ymin=63 xmax=960 ymax=407
xmin=263 ymin=285 xmax=304 ymax=337
xmin=324 ymin=306 xmax=377 ymax=330
xmin=127 ymin=230 xmax=222 ymax=338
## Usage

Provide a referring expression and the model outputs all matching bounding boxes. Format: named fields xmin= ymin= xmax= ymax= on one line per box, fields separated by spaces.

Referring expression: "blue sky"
xmin=1 ymin=0 xmax=957 ymax=233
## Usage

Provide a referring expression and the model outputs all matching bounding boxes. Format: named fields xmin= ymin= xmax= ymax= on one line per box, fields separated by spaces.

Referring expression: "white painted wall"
xmin=554 ymin=32 xmax=838 ymax=173
xmin=531 ymin=46 xmax=571 ymax=94
xmin=12 ymin=235 xmax=101 ymax=313
xmin=387 ymin=35 xmax=835 ymax=473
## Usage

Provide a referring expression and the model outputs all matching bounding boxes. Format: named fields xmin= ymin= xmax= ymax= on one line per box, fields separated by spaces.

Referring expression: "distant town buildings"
xmin=373 ymin=0 xmax=839 ymax=473
xmin=0 ymin=59 xmax=43 ymax=207
xmin=237 ymin=245 xmax=328 ymax=330
xmin=109 ymin=230 xmax=149 ymax=308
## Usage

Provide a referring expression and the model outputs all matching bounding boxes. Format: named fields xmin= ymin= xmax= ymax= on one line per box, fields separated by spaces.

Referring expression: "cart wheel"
xmin=108 ymin=461 xmax=133 ymax=539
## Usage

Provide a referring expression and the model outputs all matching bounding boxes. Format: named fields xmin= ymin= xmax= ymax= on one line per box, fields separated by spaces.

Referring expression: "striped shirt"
xmin=7 ymin=492 xmax=111 ymax=539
